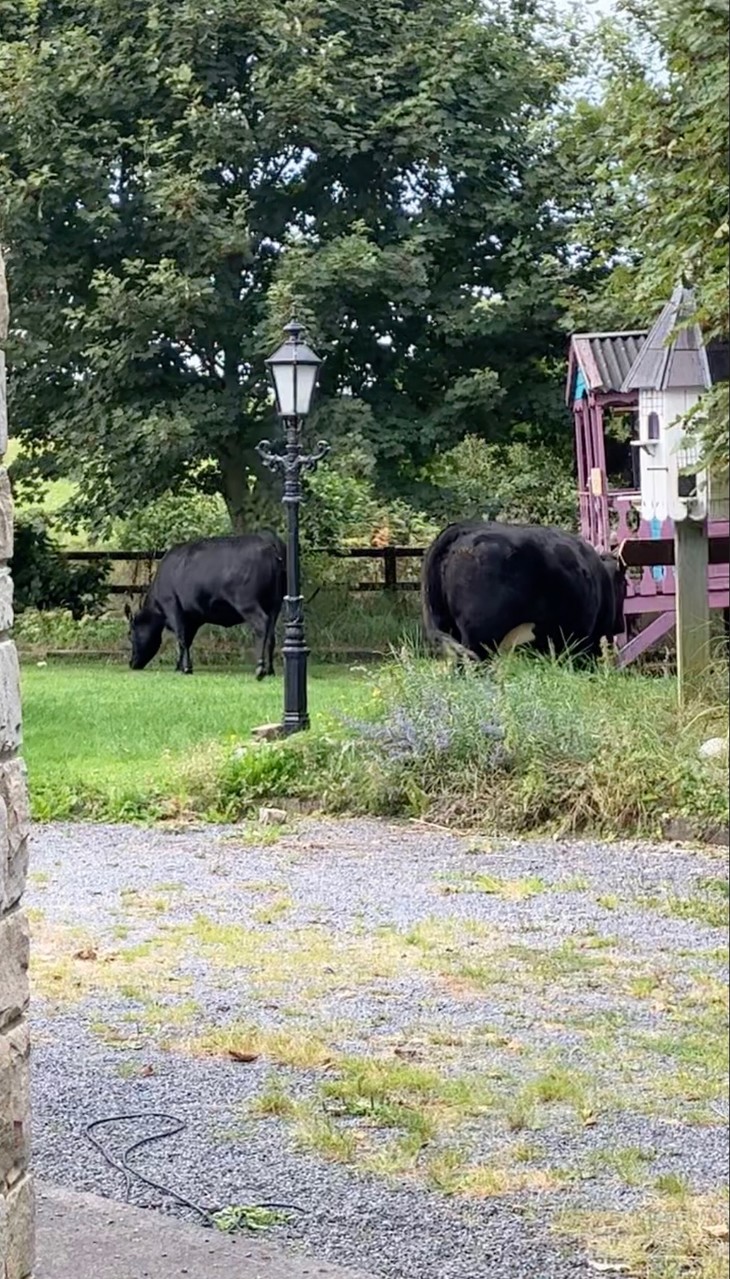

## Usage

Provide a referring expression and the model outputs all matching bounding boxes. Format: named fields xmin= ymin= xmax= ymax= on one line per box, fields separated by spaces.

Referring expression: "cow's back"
xmin=148 ymin=532 xmax=285 ymax=622
xmin=434 ymin=521 xmax=613 ymax=655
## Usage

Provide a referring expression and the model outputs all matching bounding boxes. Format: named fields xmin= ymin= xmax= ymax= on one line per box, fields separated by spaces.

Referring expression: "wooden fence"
xmin=59 ymin=546 xmax=426 ymax=596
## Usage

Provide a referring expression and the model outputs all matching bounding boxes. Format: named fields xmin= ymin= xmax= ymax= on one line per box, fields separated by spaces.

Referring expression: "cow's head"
xmin=600 ymin=552 xmax=627 ymax=636
xmin=125 ymin=602 xmax=163 ymax=670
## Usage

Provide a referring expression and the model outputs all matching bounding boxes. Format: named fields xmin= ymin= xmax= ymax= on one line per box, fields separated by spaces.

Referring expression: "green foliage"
xmin=11 ymin=516 xmax=108 ymax=616
xmin=211 ymin=1205 xmax=287 ymax=1233
xmin=425 ymin=435 xmax=577 ymax=528
xmin=559 ymin=0 xmax=729 ymax=468
xmin=0 ymin=0 xmax=573 ymax=533
xmin=14 ymin=589 xmax=421 ymax=660
xmin=302 ymin=431 xmax=438 ymax=551
xmin=112 ymin=488 xmax=229 ymax=551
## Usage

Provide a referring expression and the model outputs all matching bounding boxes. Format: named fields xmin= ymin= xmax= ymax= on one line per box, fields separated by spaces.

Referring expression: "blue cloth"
xmin=650 ymin=516 xmax=665 ymax=582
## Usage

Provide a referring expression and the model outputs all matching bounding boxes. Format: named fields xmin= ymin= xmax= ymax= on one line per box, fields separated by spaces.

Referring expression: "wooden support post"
xmin=383 ymin=546 xmax=397 ymax=591
xmin=674 ymin=519 xmax=711 ymax=702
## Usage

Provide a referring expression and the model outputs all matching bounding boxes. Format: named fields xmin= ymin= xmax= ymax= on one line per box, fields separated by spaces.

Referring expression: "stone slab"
xmin=0 ymin=638 xmax=22 ymax=753
xmin=0 ymin=565 xmax=13 ymax=633
xmin=3 ymin=1174 xmax=34 ymax=1279
xmin=0 ymin=759 xmax=30 ymax=911
xmin=36 ymin=1182 xmax=378 ymax=1279
xmin=0 ymin=469 xmax=13 ymax=562
xmin=0 ymin=1022 xmax=31 ymax=1185
xmin=0 ymin=911 xmax=30 ymax=1031
xmin=0 ymin=351 xmax=7 ymax=457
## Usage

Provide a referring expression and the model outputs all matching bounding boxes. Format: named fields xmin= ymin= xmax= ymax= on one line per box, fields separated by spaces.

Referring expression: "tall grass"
xmin=187 ymin=654 xmax=729 ymax=837
xmin=22 ymin=653 xmax=728 ymax=836
xmin=14 ymin=590 xmax=420 ymax=661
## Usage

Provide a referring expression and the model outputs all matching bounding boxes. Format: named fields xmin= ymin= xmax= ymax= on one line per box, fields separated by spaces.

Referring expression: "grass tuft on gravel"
xmin=556 ymin=1188 xmax=730 ymax=1279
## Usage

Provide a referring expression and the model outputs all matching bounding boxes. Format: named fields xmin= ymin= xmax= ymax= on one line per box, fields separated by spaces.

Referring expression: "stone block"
xmin=0 ymin=912 xmax=29 ymax=1032
xmin=0 ymin=469 xmax=13 ymax=563
xmin=0 ymin=641 xmax=21 ymax=754
xmin=0 ymin=566 xmax=13 ymax=633
xmin=0 ymin=761 xmax=30 ymax=912
xmin=0 ymin=1022 xmax=31 ymax=1185
xmin=0 ymin=251 xmax=7 ymax=343
xmin=0 ymin=351 xmax=6 ymax=458
xmin=2 ymin=1174 xmax=34 ymax=1279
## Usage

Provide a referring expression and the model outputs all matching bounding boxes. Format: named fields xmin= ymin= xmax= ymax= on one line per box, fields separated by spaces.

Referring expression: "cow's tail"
xmin=421 ymin=524 xmax=473 ymax=661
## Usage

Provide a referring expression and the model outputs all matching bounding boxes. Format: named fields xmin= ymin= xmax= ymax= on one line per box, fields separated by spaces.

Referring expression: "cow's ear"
xmin=124 ymin=602 xmax=133 ymax=622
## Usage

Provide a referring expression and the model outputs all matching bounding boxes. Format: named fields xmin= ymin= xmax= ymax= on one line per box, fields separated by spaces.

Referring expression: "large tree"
xmin=557 ymin=0 xmax=729 ymax=467
xmin=0 ymin=0 xmax=572 ymax=531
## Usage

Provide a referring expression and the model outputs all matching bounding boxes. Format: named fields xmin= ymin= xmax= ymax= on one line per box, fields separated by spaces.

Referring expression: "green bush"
xmin=112 ymin=488 xmax=230 ymax=550
xmin=425 ymin=436 xmax=578 ymax=529
xmin=11 ymin=516 xmax=109 ymax=617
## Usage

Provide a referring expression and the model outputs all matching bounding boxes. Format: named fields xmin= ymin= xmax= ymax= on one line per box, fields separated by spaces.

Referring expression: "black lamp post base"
xmin=282 ymin=620 xmax=310 ymax=734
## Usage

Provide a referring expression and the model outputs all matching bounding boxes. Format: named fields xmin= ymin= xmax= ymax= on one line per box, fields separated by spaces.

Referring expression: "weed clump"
xmin=205 ymin=654 xmax=727 ymax=837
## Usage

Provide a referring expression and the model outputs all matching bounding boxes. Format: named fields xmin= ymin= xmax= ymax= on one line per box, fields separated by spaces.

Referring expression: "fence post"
xmin=675 ymin=519 xmax=710 ymax=704
xmin=383 ymin=547 xmax=397 ymax=591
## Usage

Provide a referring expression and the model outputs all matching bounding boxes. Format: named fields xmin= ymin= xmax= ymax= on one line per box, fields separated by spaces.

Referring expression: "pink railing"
xmin=607 ymin=492 xmax=729 ymax=615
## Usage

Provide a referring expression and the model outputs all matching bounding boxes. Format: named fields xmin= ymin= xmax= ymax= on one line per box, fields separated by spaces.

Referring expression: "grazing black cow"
xmin=126 ymin=532 xmax=286 ymax=677
xmin=422 ymin=520 xmax=626 ymax=663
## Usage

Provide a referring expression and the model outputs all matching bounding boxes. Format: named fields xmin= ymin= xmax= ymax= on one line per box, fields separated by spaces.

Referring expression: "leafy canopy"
xmin=0 ymin=0 xmax=571 ymax=532
xmin=558 ymin=0 xmax=729 ymax=467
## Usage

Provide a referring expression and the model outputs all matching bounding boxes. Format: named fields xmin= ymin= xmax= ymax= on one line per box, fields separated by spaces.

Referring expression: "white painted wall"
xmin=636 ymin=386 xmax=707 ymax=522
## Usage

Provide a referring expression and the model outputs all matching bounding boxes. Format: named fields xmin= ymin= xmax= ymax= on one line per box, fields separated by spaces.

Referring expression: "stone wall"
xmin=0 ymin=252 xmax=34 ymax=1278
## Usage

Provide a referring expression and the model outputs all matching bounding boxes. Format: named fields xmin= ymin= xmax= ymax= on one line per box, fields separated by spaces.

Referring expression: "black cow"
xmin=422 ymin=520 xmax=626 ymax=663
xmin=126 ymin=532 xmax=286 ymax=676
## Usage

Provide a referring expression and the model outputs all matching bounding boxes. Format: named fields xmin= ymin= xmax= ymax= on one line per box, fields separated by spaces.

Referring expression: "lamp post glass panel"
xmin=257 ymin=321 xmax=329 ymax=734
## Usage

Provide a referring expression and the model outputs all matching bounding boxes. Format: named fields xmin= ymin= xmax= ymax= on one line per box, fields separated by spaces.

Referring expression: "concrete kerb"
xmin=37 ymin=1183 xmax=379 ymax=1279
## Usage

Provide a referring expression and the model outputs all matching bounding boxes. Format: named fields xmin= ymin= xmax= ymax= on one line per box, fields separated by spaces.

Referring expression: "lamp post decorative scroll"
xmin=257 ymin=320 xmax=328 ymax=735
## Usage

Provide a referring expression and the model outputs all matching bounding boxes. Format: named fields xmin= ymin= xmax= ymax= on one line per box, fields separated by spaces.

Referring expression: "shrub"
xmin=112 ymin=488 xmax=229 ymax=550
xmin=11 ymin=515 xmax=109 ymax=617
xmin=336 ymin=661 xmax=508 ymax=815
xmin=425 ymin=436 xmax=578 ymax=529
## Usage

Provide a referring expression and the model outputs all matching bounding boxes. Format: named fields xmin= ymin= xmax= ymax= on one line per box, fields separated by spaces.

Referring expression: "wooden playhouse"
xmin=566 ymin=286 xmax=730 ymax=666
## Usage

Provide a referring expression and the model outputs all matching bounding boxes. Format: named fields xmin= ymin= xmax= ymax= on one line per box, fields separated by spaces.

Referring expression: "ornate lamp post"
xmin=257 ymin=320 xmax=328 ymax=734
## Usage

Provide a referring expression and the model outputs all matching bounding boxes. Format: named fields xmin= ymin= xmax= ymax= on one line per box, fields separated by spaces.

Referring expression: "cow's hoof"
xmin=255 ymin=667 xmax=266 ymax=681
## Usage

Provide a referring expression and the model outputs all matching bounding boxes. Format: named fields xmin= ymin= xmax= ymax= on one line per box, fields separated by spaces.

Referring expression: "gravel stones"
xmin=28 ymin=819 xmax=729 ymax=1279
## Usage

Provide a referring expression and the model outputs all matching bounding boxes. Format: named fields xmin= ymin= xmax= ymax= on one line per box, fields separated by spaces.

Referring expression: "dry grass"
xmin=184 ymin=1023 xmax=337 ymax=1069
xmin=427 ymin=1150 xmax=560 ymax=1197
xmin=556 ymin=1189 xmax=729 ymax=1278
xmin=29 ymin=918 xmax=189 ymax=1004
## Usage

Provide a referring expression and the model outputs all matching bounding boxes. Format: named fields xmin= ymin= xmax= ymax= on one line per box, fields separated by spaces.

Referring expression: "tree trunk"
xmin=219 ymin=446 xmax=280 ymax=534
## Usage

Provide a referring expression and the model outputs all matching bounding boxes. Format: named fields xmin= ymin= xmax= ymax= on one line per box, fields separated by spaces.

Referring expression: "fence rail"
xmin=59 ymin=545 xmax=426 ymax=595
xmin=59 ymin=534 xmax=730 ymax=601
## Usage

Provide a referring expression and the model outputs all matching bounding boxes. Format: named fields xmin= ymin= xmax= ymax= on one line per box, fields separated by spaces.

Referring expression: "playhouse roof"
xmin=622 ymin=285 xmax=712 ymax=392
xmin=566 ymin=331 xmax=646 ymax=404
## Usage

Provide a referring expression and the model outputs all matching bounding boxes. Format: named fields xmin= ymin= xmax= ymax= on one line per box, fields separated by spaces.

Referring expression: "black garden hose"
xmin=85 ymin=1112 xmax=303 ymax=1228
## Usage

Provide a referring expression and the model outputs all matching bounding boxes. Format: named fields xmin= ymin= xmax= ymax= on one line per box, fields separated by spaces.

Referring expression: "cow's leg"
xmin=263 ymin=608 xmax=278 ymax=677
xmin=176 ymin=641 xmax=193 ymax=675
xmin=171 ymin=612 xmax=198 ymax=675
xmin=245 ymin=605 xmax=270 ymax=679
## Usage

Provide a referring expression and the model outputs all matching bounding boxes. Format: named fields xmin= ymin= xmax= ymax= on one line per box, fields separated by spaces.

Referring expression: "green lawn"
xmin=21 ymin=661 xmax=365 ymax=815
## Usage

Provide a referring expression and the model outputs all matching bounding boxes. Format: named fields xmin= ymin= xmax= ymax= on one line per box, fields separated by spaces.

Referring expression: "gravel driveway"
xmin=28 ymin=820 xmax=729 ymax=1279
